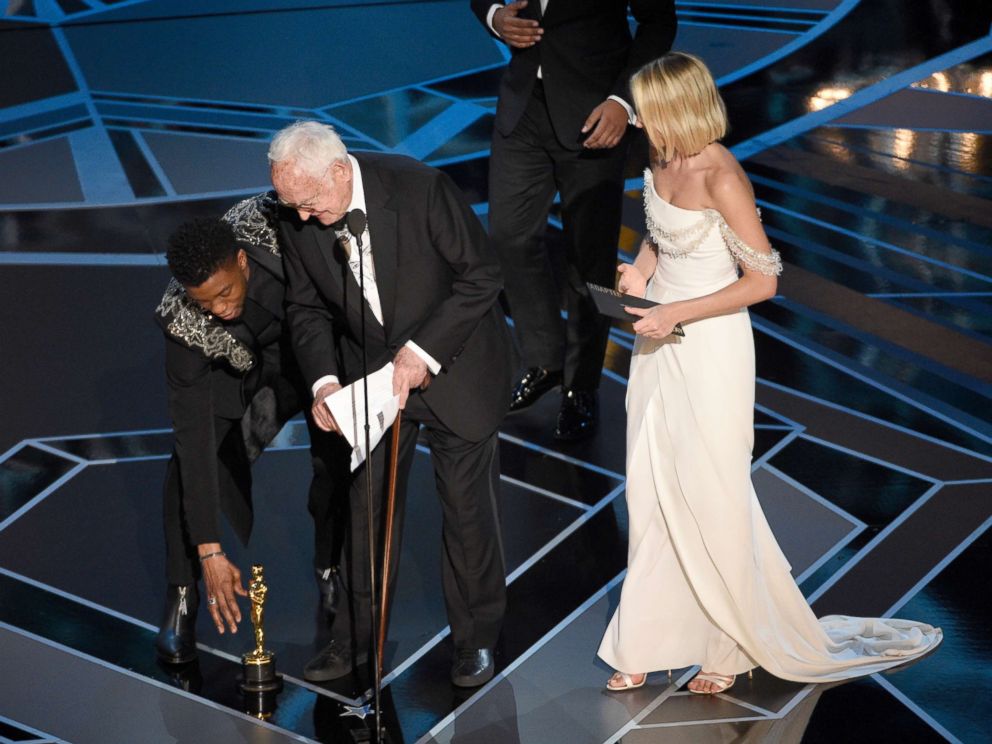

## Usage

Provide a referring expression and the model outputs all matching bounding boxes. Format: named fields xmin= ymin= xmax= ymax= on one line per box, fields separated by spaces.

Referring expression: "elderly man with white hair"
xmin=269 ymin=121 xmax=514 ymax=688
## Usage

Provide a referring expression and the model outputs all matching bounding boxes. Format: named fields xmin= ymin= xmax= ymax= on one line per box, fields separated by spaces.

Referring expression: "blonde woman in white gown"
xmin=597 ymin=52 xmax=941 ymax=695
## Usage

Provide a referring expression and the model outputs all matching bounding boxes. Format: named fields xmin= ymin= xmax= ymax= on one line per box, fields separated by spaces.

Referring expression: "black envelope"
xmin=587 ymin=282 xmax=685 ymax=337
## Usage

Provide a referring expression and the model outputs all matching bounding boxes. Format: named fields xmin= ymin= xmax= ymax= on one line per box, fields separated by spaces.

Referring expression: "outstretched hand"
xmin=199 ymin=546 xmax=248 ymax=634
xmin=493 ymin=1 xmax=542 ymax=48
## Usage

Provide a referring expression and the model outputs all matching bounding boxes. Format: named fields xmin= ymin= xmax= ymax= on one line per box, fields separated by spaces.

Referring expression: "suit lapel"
xmin=358 ymin=157 xmax=399 ymax=339
xmin=311 ymin=223 xmax=346 ymax=296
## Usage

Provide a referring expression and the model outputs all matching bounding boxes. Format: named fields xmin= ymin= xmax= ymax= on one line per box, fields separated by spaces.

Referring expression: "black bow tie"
xmin=329 ymin=215 xmax=348 ymax=232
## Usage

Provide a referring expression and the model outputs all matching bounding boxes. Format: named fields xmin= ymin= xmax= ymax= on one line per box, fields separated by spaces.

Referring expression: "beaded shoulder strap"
xmin=644 ymin=169 xmax=782 ymax=274
xmin=155 ymin=281 xmax=256 ymax=372
xmin=222 ymin=192 xmax=280 ymax=256
xmin=642 ymin=169 xmax=718 ymax=258
xmin=716 ymin=216 xmax=783 ymax=276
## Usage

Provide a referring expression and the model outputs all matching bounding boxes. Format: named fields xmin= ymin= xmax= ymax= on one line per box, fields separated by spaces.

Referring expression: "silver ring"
xmin=207 ymin=596 xmax=217 ymax=606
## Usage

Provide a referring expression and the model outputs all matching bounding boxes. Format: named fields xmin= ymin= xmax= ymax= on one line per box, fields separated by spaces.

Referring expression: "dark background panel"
xmin=0 ymin=264 xmax=170 ymax=452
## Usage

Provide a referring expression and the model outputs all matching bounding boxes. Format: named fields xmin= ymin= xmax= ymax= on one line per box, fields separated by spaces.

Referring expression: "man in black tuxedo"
xmin=471 ymin=0 xmax=676 ymax=440
xmin=269 ymin=121 xmax=514 ymax=687
xmin=155 ymin=207 xmax=347 ymax=664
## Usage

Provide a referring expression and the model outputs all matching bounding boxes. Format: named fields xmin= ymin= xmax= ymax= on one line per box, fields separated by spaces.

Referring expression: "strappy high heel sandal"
xmin=606 ymin=671 xmax=647 ymax=691
xmin=688 ymin=669 xmax=752 ymax=695
xmin=688 ymin=672 xmax=734 ymax=694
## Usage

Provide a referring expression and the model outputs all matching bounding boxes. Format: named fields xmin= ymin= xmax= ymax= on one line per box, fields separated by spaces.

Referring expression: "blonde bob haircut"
xmin=631 ymin=52 xmax=728 ymax=163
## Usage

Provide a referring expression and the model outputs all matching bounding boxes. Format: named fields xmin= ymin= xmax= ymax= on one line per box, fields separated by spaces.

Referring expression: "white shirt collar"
xmin=346 ymin=154 xmax=366 ymax=218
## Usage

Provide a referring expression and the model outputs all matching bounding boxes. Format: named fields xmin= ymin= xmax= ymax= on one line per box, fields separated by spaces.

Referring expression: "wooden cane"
xmin=377 ymin=410 xmax=402 ymax=679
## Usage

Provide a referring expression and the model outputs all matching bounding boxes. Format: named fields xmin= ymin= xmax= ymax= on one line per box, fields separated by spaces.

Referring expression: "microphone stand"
xmin=348 ymin=210 xmax=386 ymax=744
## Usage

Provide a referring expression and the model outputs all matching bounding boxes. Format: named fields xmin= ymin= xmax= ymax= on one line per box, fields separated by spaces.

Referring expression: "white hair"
xmin=268 ymin=121 xmax=348 ymax=178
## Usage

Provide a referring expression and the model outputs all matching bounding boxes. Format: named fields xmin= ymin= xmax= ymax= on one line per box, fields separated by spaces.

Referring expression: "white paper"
xmin=325 ymin=363 xmax=400 ymax=471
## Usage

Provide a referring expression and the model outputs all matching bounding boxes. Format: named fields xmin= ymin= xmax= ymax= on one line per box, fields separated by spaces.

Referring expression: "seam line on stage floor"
xmin=870 ymin=674 xmax=963 ymax=744
xmin=751 ymin=428 xmax=803 ymax=469
xmin=806 ymin=483 xmax=943 ymax=604
xmin=0 ymin=620 xmax=320 ymax=743
xmin=382 ymin=481 xmax=627 ymax=692
xmin=883 ymin=514 xmax=992 ymax=619
xmin=752 ymin=319 xmax=992 ymax=445
xmin=417 ymin=570 xmax=630 ymax=743
xmin=636 ymin=715 xmax=769 ymax=729
xmin=496 ymin=432 xmax=626 ymax=482
xmin=798 ymin=433 xmax=941 ymax=483
xmin=0 ymin=713 xmax=69 ymax=744
xmin=26 ymin=440 xmax=88 ymax=464
xmin=413 ymin=441 xmax=596 ymax=510
xmin=0 ymin=462 xmax=87 ymax=535
xmin=602 ymin=668 xmax=701 ymax=744
xmin=713 ymin=693 xmax=779 ymax=717
xmin=2 ymin=424 xmax=624 ymax=704
xmin=755 ymin=379 xmax=992 ymax=463
xmin=498 ymin=474 xmax=591 ymax=511
xmin=0 ymin=567 xmax=363 ymax=708
xmin=760 ymin=463 xmax=865 ymax=528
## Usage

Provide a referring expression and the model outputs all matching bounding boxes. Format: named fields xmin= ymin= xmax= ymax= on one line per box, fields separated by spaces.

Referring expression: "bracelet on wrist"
xmin=198 ymin=550 xmax=225 ymax=563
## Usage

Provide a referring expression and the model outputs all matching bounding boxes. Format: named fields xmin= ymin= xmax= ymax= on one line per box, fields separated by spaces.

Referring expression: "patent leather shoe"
xmin=159 ymin=659 xmax=203 ymax=694
xmin=155 ymin=583 xmax=198 ymax=665
xmin=554 ymin=389 xmax=598 ymax=441
xmin=450 ymin=647 xmax=495 ymax=687
xmin=509 ymin=367 xmax=563 ymax=412
xmin=303 ymin=639 xmax=369 ymax=682
xmin=315 ymin=566 xmax=343 ymax=616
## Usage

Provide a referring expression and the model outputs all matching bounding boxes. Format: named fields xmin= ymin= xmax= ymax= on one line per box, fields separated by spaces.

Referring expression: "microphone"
xmin=346 ymin=209 xmax=367 ymax=248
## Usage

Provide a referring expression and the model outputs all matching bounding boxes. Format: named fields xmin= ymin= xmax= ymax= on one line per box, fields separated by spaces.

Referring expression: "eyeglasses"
xmin=277 ymin=163 xmax=333 ymax=212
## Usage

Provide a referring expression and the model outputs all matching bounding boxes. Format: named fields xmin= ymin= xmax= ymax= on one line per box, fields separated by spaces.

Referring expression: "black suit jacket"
xmin=280 ymin=152 xmax=513 ymax=443
xmin=471 ymin=0 xmax=677 ymax=148
xmin=158 ymin=243 xmax=295 ymax=545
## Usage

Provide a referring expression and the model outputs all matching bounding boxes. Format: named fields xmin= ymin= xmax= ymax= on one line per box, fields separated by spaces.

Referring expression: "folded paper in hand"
xmin=324 ymin=362 xmax=400 ymax=472
xmin=586 ymin=282 xmax=685 ymax=337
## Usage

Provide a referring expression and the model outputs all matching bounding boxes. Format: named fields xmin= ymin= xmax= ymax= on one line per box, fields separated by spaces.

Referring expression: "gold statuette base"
xmin=239 ymin=650 xmax=282 ymax=694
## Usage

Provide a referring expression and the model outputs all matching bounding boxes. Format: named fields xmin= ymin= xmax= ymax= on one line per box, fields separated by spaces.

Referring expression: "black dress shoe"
xmin=510 ymin=367 xmax=563 ymax=412
xmin=316 ymin=566 xmax=343 ymax=616
xmin=155 ymin=583 xmax=198 ymax=665
xmin=158 ymin=659 xmax=203 ymax=694
xmin=451 ymin=648 xmax=495 ymax=688
xmin=303 ymin=639 xmax=369 ymax=682
xmin=554 ymin=389 xmax=598 ymax=441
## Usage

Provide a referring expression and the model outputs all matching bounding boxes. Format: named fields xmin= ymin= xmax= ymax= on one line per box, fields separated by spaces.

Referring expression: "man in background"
xmin=471 ymin=0 xmax=677 ymax=440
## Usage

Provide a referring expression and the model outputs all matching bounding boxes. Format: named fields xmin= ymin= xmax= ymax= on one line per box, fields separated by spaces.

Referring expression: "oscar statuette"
xmin=239 ymin=564 xmax=283 ymax=717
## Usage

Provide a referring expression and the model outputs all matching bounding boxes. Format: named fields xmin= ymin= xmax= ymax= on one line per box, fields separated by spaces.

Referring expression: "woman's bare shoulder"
xmin=703 ymin=146 xmax=752 ymax=202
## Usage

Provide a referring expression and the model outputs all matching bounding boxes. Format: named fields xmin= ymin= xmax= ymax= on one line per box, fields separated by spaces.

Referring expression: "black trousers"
xmin=162 ymin=404 xmax=346 ymax=587
xmin=488 ymin=81 xmax=628 ymax=391
xmin=331 ymin=392 xmax=506 ymax=652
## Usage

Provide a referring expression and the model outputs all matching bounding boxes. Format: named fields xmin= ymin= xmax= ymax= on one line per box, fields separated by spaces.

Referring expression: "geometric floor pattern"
xmin=1 ymin=1 xmax=990 ymax=743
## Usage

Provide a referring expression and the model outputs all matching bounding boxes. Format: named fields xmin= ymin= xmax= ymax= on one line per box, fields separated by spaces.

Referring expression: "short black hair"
xmin=166 ymin=218 xmax=240 ymax=287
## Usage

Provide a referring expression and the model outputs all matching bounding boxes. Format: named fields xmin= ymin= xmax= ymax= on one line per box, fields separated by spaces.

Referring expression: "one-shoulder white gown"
xmin=597 ymin=170 xmax=941 ymax=682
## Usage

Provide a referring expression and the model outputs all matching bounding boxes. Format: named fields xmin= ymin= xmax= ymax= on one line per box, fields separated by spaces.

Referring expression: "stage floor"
xmin=1 ymin=1 xmax=990 ymax=742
